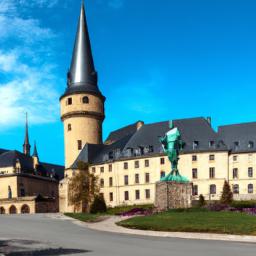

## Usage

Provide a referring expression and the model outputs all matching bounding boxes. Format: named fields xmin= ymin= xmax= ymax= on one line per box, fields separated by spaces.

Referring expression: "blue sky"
xmin=0 ymin=0 xmax=256 ymax=165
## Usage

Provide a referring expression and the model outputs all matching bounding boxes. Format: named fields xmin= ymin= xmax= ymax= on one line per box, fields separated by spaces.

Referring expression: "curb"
xmin=59 ymin=214 xmax=256 ymax=243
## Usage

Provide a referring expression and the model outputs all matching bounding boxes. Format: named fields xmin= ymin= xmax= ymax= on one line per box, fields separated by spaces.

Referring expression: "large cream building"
xmin=59 ymin=3 xmax=256 ymax=212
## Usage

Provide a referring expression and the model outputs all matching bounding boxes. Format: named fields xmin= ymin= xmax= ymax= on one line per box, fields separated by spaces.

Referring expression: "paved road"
xmin=0 ymin=214 xmax=255 ymax=256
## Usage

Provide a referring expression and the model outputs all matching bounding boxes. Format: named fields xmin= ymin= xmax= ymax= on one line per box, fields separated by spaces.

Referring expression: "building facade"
xmin=0 ymin=117 xmax=64 ymax=214
xmin=59 ymin=3 xmax=256 ymax=212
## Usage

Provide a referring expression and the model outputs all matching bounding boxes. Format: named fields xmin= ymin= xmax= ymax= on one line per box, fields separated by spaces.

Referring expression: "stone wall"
xmin=155 ymin=181 xmax=193 ymax=211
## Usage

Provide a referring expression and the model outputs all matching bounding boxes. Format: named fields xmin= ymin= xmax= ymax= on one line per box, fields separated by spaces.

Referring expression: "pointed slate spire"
xmin=23 ymin=113 xmax=31 ymax=156
xmin=32 ymin=141 xmax=38 ymax=158
xmin=65 ymin=1 xmax=103 ymax=98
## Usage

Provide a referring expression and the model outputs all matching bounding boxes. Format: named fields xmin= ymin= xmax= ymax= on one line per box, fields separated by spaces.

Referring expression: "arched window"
xmin=0 ymin=207 xmax=5 ymax=214
xmin=21 ymin=204 xmax=30 ymax=214
xmin=9 ymin=205 xmax=17 ymax=214
xmin=233 ymin=184 xmax=239 ymax=194
xmin=8 ymin=186 xmax=12 ymax=199
xmin=248 ymin=184 xmax=253 ymax=194
xmin=82 ymin=96 xmax=89 ymax=104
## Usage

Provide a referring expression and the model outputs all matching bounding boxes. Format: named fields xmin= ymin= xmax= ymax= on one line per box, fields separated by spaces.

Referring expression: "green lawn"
xmin=118 ymin=208 xmax=256 ymax=235
xmin=64 ymin=204 xmax=153 ymax=223
xmin=65 ymin=213 xmax=104 ymax=223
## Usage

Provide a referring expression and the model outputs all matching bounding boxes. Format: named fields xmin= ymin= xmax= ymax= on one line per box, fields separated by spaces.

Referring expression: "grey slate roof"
xmin=72 ymin=117 xmax=228 ymax=167
xmin=218 ymin=122 xmax=256 ymax=153
xmin=0 ymin=150 xmax=64 ymax=180
xmin=0 ymin=148 xmax=8 ymax=155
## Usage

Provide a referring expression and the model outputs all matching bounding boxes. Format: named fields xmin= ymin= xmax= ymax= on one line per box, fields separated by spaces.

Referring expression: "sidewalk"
xmin=61 ymin=214 xmax=256 ymax=243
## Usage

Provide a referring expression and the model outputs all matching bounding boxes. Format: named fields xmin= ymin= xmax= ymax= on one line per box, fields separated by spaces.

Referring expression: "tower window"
xmin=67 ymin=97 xmax=72 ymax=105
xmin=82 ymin=96 xmax=89 ymax=104
xmin=68 ymin=124 xmax=72 ymax=131
xmin=77 ymin=140 xmax=82 ymax=150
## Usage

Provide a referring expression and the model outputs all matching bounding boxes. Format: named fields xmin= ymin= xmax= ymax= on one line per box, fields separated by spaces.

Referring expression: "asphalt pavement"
xmin=0 ymin=214 xmax=255 ymax=256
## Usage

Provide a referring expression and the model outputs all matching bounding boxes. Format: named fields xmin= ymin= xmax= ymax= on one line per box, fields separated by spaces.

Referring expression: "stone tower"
xmin=60 ymin=2 xmax=105 ymax=168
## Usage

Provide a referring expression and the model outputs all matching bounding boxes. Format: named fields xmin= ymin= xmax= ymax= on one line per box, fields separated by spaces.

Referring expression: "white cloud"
xmin=18 ymin=0 xmax=59 ymax=8
xmin=0 ymin=0 xmax=60 ymax=128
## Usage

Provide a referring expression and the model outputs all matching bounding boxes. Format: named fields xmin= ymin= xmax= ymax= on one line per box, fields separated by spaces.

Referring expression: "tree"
xmin=198 ymin=194 xmax=206 ymax=207
xmin=220 ymin=180 xmax=233 ymax=205
xmin=90 ymin=194 xmax=107 ymax=214
xmin=68 ymin=161 xmax=99 ymax=212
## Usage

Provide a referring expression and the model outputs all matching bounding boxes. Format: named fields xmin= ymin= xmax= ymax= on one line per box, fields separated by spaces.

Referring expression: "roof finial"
xmin=32 ymin=141 xmax=39 ymax=158
xmin=23 ymin=112 xmax=31 ymax=156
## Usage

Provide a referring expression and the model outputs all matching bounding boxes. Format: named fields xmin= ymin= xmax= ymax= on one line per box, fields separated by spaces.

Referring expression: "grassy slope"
xmin=118 ymin=209 xmax=256 ymax=235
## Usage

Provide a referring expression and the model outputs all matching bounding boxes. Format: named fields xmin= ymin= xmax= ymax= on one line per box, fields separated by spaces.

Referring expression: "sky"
xmin=0 ymin=0 xmax=256 ymax=165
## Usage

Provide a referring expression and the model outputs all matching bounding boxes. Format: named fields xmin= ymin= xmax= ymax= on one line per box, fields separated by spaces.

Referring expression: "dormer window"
xmin=193 ymin=141 xmax=199 ymax=150
xmin=234 ymin=141 xmax=239 ymax=150
xmin=148 ymin=145 xmax=154 ymax=153
xmin=108 ymin=151 xmax=114 ymax=160
xmin=248 ymin=141 xmax=254 ymax=149
xmin=209 ymin=141 xmax=215 ymax=148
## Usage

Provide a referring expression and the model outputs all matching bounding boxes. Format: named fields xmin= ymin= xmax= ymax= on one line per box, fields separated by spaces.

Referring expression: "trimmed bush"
xmin=230 ymin=201 xmax=256 ymax=209
xmin=90 ymin=195 xmax=107 ymax=214
xmin=198 ymin=194 xmax=206 ymax=207
xmin=220 ymin=180 xmax=233 ymax=205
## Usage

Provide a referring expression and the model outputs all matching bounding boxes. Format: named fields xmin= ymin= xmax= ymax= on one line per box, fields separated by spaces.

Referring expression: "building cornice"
xmin=61 ymin=110 xmax=105 ymax=122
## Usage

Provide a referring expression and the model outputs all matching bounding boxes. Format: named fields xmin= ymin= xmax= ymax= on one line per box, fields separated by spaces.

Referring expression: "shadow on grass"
xmin=0 ymin=239 xmax=91 ymax=255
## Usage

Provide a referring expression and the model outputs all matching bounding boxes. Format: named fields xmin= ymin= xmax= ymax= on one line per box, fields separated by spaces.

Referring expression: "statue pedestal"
xmin=155 ymin=181 xmax=193 ymax=211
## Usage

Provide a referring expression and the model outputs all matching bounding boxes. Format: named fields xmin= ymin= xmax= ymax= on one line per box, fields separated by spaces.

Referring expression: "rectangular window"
xmin=20 ymin=188 xmax=25 ymax=197
xmin=135 ymin=190 xmax=140 ymax=200
xmin=109 ymin=164 xmax=112 ymax=172
xmin=192 ymin=155 xmax=197 ymax=162
xmin=210 ymin=184 xmax=216 ymax=194
xmin=109 ymin=192 xmax=113 ymax=202
xmin=77 ymin=140 xmax=82 ymax=150
xmin=145 ymin=173 xmax=150 ymax=183
xmin=124 ymin=162 xmax=128 ymax=170
xmin=100 ymin=167 xmax=104 ymax=173
xmin=67 ymin=97 xmax=72 ymax=105
xmin=100 ymin=179 xmax=104 ymax=188
xmin=109 ymin=177 xmax=113 ymax=187
xmin=160 ymin=158 xmax=165 ymax=165
xmin=124 ymin=175 xmax=129 ymax=185
xmin=145 ymin=189 xmax=150 ymax=199
xmin=233 ymin=155 xmax=238 ymax=161
xmin=135 ymin=161 xmax=139 ymax=168
xmin=160 ymin=171 xmax=165 ymax=178
xmin=192 ymin=185 xmax=198 ymax=196
xmin=233 ymin=184 xmax=239 ymax=194
xmin=209 ymin=155 xmax=215 ymax=161
xmin=248 ymin=184 xmax=253 ymax=194
xmin=92 ymin=167 xmax=96 ymax=173
xmin=135 ymin=174 xmax=140 ymax=184
xmin=233 ymin=168 xmax=238 ymax=179
xmin=145 ymin=159 xmax=149 ymax=167
xmin=124 ymin=191 xmax=129 ymax=201
xmin=248 ymin=167 xmax=253 ymax=178
xmin=192 ymin=168 xmax=198 ymax=179
xmin=209 ymin=167 xmax=215 ymax=179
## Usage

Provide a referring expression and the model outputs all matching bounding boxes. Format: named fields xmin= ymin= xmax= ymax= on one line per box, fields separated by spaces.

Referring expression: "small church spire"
xmin=32 ymin=141 xmax=38 ymax=158
xmin=68 ymin=1 xmax=98 ymax=91
xmin=23 ymin=113 xmax=31 ymax=156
